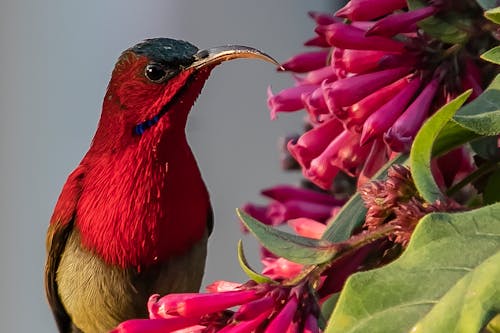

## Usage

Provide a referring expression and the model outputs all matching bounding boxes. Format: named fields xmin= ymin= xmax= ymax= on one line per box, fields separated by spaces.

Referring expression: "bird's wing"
xmin=45 ymin=167 xmax=85 ymax=333
xmin=207 ymin=203 xmax=214 ymax=236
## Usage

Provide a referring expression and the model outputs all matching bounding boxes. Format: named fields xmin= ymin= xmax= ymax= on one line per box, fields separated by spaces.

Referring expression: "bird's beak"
xmin=187 ymin=45 xmax=282 ymax=70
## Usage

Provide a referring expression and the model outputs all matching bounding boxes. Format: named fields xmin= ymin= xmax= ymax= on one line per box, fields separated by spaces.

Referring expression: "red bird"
xmin=45 ymin=38 xmax=278 ymax=333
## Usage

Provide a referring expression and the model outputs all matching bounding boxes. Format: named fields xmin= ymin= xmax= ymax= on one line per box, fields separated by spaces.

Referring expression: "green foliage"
xmin=453 ymin=75 xmax=500 ymax=136
xmin=410 ymin=91 xmax=472 ymax=202
xmin=484 ymin=5 xmax=500 ymax=20
xmin=237 ymin=240 xmax=275 ymax=284
xmin=484 ymin=169 xmax=500 ymax=204
xmin=325 ymin=203 xmax=500 ymax=333
xmin=237 ymin=209 xmax=338 ymax=264
xmin=407 ymin=0 xmax=471 ymax=44
xmin=481 ymin=46 xmax=500 ymax=65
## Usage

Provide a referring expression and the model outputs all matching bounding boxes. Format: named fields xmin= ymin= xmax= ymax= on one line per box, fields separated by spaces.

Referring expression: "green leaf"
xmin=321 ymin=293 xmax=340 ymax=324
xmin=481 ymin=46 xmax=500 ymax=65
xmin=325 ymin=203 xmax=500 ymax=333
xmin=410 ymin=90 xmax=472 ymax=202
xmin=237 ymin=240 xmax=275 ymax=284
xmin=407 ymin=0 xmax=470 ymax=44
xmin=484 ymin=169 xmax=500 ymax=204
xmin=321 ymin=154 xmax=409 ymax=243
xmin=469 ymin=136 xmax=500 ymax=161
xmin=432 ymin=121 xmax=480 ymax=157
xmin=484 ymin=5 xmax=500 ymax=20
xmin=453 ymin=74 xmax=500 ymax=136
xmin=236 ymin=209 xmax=337 ymax=264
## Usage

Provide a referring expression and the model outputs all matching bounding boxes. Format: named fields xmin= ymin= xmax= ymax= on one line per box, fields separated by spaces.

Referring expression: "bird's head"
xmin=91 ymin=38 xmax=279 ymax=153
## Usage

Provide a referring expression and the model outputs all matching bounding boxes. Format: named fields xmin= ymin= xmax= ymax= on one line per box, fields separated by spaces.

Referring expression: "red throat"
xmin=54 ymin=65 xmax=214 ymax=269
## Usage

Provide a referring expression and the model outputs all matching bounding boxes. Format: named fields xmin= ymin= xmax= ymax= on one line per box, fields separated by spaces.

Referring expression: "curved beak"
xmin=188 ymin=45 xmax=282 ymax=70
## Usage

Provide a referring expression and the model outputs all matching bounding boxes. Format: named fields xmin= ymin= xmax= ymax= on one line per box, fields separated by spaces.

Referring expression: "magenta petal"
xmin=302 ymin=87 xmax=329 ymax=122
xmin=267 ymin=200 xmax=336 ymax=224
xmin=111 ymin=318 xmax=199 ymax=333
xmin=219 ymin=309 xmax=273 ymax=333
xmin=304 ymin=35 xmax=330 ymax=47
xmin=148 ymin=293 xmax=199 ymax=318
xmin=367 ymin=6 xmax=438 ymax=37
xmin=288 ymin=218 xmax=326 ymax=239
xmin=323 ymin=67 xmax=411 ymax=113
xmin=304 ymin=314 xmax=320 ymax=333
xmin=328 ymin=130 xmax=371 ymax=176
xmin=298 ymin=66 xmax=338 ymax=85
xmin=385 ymin=77 xmax=440 ymax=152
xmin=343 ymin=76 xmax=410 ymax=130
xmin=333 ymin=49 xmax=395 ymax=74
xmin=357 ymin=138 xmax=388 ymax=187
xmin=308 ymin=11 xmax=340 ymax=25
xmin=268 ymin=85 xmax=317 ymax=120
xmin=335 ymin=0 xmax=407 ymax=21
xmin=261 ymin=185 xmax=343 ymax=206
xmin=175 ymin=290 xmax=259 ymax=317
xmin=461 ymin=59 xmax=483 ymax=100
xmin=264 ymin=296 xmax=299 ymax=333
xmin=235 ymin=295 xmax=275 ymax=321
xmin=281 ymin=50 xmax=330 ymax=73
xmin=288 ymin=117 xmax=344 ymax=169
xmin=361 ymin=76 xmax=422 ymax=145
xmin=205 ymin=281 xmax=243 ymax=293
xmin=262 ymin=257 xmax=303 ymax=279
xmin=320 ymin=23 xmax=406 ymax=52
xmin=305 ymin=130 xmax=371 ymax=189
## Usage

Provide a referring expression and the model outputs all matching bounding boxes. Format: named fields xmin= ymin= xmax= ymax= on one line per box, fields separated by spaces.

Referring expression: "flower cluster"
xmin=242 ymin=185 xmax=343 ymax=229
xmin=112 ymin=281 xmax=321 ymax=333
xmin=360 ymin=164 xmax=464 ymax=245
xmin=268 ymin=0 xmax=488 ymax=190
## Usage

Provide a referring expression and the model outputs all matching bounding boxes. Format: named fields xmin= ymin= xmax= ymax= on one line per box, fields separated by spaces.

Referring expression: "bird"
xmin=44 ymin=38 xmax=279 ymax=333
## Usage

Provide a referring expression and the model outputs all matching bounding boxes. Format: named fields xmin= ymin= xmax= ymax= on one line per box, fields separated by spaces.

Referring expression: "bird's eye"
xmin=145 ymin=63 xmax=168 ymax=82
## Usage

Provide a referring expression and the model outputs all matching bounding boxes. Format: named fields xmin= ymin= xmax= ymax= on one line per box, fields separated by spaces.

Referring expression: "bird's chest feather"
xmin=75 ymin=142 xmax=210 ymax=269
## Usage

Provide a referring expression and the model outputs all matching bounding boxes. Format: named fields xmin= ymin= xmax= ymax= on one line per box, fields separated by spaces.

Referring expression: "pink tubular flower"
xmin=262 ymin=257 xmax=303 ymax=280
xmin=288 ymin=217 xmax=327 ymax=239
xmin=360 ymin=75 xmax=422 ymax=145
xmin=264 ymin=295 xmax=299 ymax=332
xmin=281 ymin=50 xmax=330 ymax=73
xmin=206 ymin=281 xmax=244 ymax=293
xmin=367 ymin=6 xmax=439 ymax=37
xmin=304 ymin=313 xmax=320 ymax=333
xmin=319 ymin=23 xmax=406 ymax=52
xmin=267 ymin=199 xmax=337 ymax=223
xmin=322 ymin=66 xmax=411 ymax=113
xmin=157 ymin=290 xmax=259 ymax=317
xmin=111 ymin=317 xmax=201 ymax=333
xmin=115 ymin=282 xmax=322 ymax=332
xmin=288 ymin=117 xmax=344 ymax=169
xmin=335 ymin=0 xmax=407 ymax=21
xmin=218 ymin=310 xmax=273 ymax=333
xmin=262 ymin=184 xmax=342 ymax=206
xmin=297 ymin=65 xmax=338 ymax=85
xmin=240 ymin=203 xmax=273 ymax=232
xmin=268 ymin=0 xmax=486 ymax=193
xmin=385 ymin=76 xmax=440 ymax=152
xmin=332 ymin=48 xmax=398 ymax=74
xmin=302 ymin=86 xmax=329 ymax=121
xmin=343 ymin=76 xmax=410 ymax=129
xmin=306 ymin=130 xmax=371 ymax=189
xmin=358 ymin=138 xmax=390 ymax=187
xmin=267 ymin=84 xmax=317 ymax=120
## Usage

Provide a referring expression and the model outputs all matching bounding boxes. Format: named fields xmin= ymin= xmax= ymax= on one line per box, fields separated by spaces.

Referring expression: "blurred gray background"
xmin=0 ymin=1 xmax=331 ymax=331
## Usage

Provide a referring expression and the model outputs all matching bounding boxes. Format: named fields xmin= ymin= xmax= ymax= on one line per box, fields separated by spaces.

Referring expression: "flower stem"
xmin=285 ymin=224 xmax=398 ymax=286
xmin=446 ymin=161 xmax=500 ymax=197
